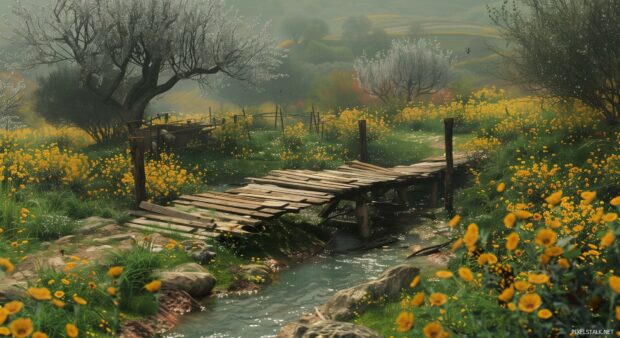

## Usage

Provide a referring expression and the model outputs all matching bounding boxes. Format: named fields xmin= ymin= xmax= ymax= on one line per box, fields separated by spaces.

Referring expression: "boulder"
xmin=92 ymin=233 xmax=137 ymax=244
xmin=55 ymin=235 xmax=76 ymax=245
xmin=77 ymin=217 xmax=116 ymax=235
xmin=237 ymin=264 xmax=273 ymax=284
xmin=319 ymin=264 xmax=419 ymax=321
xmin=183 ymin=240 xmax=216 ymax=264
xmin=160 ymin=263 xmax=216 ymax=298
xmin=277 ymin=320 xmax=381 ymax=338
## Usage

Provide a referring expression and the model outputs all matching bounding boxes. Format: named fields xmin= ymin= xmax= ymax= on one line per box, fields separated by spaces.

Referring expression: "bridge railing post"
xmin=444 ymin=117 xmax=455 ymax=216
xmin=129 ymin=136 xmax=147 ymax=208
xmin=359 ymin=119 xmax=368 ymax=163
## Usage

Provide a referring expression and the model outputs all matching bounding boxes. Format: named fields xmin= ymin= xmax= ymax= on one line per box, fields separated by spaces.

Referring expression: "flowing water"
xmin=167 ymin=212 xmax=447 ymax=338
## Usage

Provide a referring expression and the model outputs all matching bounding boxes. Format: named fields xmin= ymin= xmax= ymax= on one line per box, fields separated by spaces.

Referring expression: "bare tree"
xmin=0 ymin=75 xmax=25 ymax=130
xmin=489 ymin=0 xmax=620 ymax=125
xmin=354 ymin=39 xmax=453 ymax=104
xmin=15 ymin=0 xmax=283 ymax=132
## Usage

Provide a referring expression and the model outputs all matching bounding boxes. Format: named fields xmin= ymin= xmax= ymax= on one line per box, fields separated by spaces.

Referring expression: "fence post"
xmin=315 ymin=111 xmax=321 ymax=134
xmin=242 ymin=107 xmax=251 ymax=140
xmin=129 ymin=136 xmax=147 ymax=208
xmin=359 ymin=119 xmax=369 ymax=163
xmin=209 ymin=106 xmax=212 ymax=123
xmin=444 ymin=117 xmax=455 ymax=216
xmin=274 ymin=105 xmax=279 ymax=128
xmin=279 ymin=106 xmax=285 ymax=133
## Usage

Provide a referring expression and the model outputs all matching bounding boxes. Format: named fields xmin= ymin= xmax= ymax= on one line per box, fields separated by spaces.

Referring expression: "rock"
xmin=160 ymin=263 xmax=216 ymax=298
xmin=55 ymin=235 xmax=76 ymax=245
xmin=237 ymin=264 xmax=273 ymax=284
xmin=182 ymin=240 xmax=215 ymax=264
xmin=77 ymin=217 xmax=116 ymax=235
xmin=92 ymin=233 xmax=136 ymax=244
xmin=277 ymin=320 xmax=381 ymax=338
xmin=39 ymin=242 xmax=51 ymax=250
xmin=47 ymin=256 xmax=66 ymax=270
xmin=98 ymin=223 xmax=124 ymax=236
xmin=85 ymin=245 xmax=114 ymax=252
xmin=189 ymin=249 xmax=216 ymax=264
xmin=319 ymin=264 xmax=419 ymax=321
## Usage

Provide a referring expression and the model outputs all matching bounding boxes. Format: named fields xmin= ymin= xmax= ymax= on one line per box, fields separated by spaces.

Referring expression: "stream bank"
xmin=167 ymin=207 xmax=452 ymax=338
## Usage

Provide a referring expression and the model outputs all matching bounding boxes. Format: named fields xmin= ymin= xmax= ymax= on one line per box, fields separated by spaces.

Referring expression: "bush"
xmin=25 ymin=214 xmax=77 ymax=241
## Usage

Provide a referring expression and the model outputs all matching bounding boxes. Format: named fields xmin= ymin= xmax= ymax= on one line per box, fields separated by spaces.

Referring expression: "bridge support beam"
xmin=396 ymin=187 xmax=408 ymax=207
xmin=356 ymin=194 xmax=371 ymax=239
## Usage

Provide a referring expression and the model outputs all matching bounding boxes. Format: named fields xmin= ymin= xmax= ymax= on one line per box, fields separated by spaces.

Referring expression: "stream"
xmin=167 ymin=211 xmax=447 ymax=338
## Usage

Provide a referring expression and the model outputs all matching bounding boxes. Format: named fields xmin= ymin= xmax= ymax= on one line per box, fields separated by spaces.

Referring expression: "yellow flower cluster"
xmin=95 ymin=151 xmax=203 ymax=203
xmin=322 ymin=108 xmax=390 ymax=142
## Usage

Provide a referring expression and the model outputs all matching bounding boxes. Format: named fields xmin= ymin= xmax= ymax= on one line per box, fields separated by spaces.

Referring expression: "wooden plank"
xmin=179 ymin=194 xmax=268 ymax=212
xmin=246 ymin=178 xmax=343 ymax=194
xmin=129 ymin=211 xmax=252 ymax=235
xmin=229 ymin=189 xmax=325 ymax=205
xmin=336 ymin=166 xmax=401 ymax=179
xmin=348 ymin=160 xmax=405 ymax=176
xmin=173 ymin=201 xmax=262 ymax=224
xmin=173 ymin=199 xmax=275 ymax=219
xmin=244 ymin=184 xmax=334 ymax=198
xmin=321 ymin=170 xmax=386 ymax=183
xmin=266 ymin=172 xmax=358 ymax=190
xmin=197 ymin=192 xmax=290 ymax=209
xmin=139 ymin=201 xmax=214 ymax=223
xmin=131 ymin=218 xmax=198 ymax=233
xmin=234 ymin=193 xmax=313 ymax=208
xmin=130 ymin=210 xmax=216 ymax=230
xmin=285 ymin=170 xmax=358 ymax=183
xmin=270 ymin=171 xmax=358 ymax=189
xmin=261 ymin=175 xmax=354 ymax=190
xmin=123 ymin=222 xmax=215 ymax=240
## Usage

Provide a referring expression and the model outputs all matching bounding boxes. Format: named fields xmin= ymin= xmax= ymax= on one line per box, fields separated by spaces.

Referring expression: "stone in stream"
xmin=319 ymin=264 xmax=419 ymax=321
xmin=160 ymin=263 xmax=216 ymax=298
xmin=277 ymin=320 xmax=382 ymax=338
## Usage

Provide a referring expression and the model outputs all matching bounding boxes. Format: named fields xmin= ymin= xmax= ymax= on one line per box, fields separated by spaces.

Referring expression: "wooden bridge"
xmin=124 ymin=153 xmax=475 ymax=241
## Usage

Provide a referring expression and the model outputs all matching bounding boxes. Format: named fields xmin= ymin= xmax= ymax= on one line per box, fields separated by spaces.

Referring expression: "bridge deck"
xmin=124 ymin=153 xmax=474 ymax=240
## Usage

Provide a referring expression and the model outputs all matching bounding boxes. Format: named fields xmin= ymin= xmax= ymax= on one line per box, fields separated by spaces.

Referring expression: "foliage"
xmin=322 ymin=108 xmax=390 ymax=143
xmin=361 ymin=86 xmax=620 ymax=337
xmin=489 ymin=0 xmax=620 ymax=124
xmin=24 ymin=214 xmax=77 ymax=241
xmin=280 ymin=16 xmax=329 ymax=44
xmin=15 ymin=0 xmax=283 ymax=127
xmin=35 ymin=66 xmax=124 ymax=143
xmin=0 ymin=74 xmax=24 ymax=130
xmin=354 ymin=39 xmax=454 ymax=104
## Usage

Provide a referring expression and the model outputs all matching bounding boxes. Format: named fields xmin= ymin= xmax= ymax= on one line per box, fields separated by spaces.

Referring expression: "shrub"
xmin=25 ymin=214 xmax=77 ymax=241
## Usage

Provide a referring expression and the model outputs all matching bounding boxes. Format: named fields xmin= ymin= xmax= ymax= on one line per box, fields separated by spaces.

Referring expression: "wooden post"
xmin=208 ymin=107 xmax=212 ymax=123
xmin=396 ymin=187 xmax=408 ymax=206
xmin=309 ymin=110 xmax=314 ymax=132
xmin=242 ymin=108 xmax=251 ymax=140
xmin=444 ymin=118 xmax=455 ymax=216
xmin=274 ymin=105 xmax=279 ymax=128
xmin=129 ymin=137 xmax=147 ymax=208
xmin=359 ymin=120 xmax=369 ymax=163
xmin=430 ymin=177 xmax=439 ymax=207
xmin=233 ymin=114 xmax=238 ymax=124
xmin=279 ymin=106 xmax=285 ymax=132
xmin=315 ymin=111 xmax=321 ymax=134
xmin=356 ymin=194 xmax=371 ymax=239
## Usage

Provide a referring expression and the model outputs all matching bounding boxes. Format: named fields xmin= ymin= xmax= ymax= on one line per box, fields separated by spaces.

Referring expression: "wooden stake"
xmin=280 ymin=106 xmax=285 ymax=132
xmin=356 ymin=194 xmax=371 ymax=239
xmin=359 ymin=120 xmax=369 ymax=163
xmin=315 ymin=111 xmax=321 ymax=134
xmin=209 ymin=106 xmax=212 ymax=123
xmin=274 ymin=105 xmax=279 ymax=128
xmin=444 ymin=117 xmax=455 ymax=215
xmin=242 ymin=107 xmax=251 ymax=140
xmin=129 ymin=137 xmax=147 ymax=208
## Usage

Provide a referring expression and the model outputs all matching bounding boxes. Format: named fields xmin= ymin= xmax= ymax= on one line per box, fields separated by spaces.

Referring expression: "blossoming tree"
xmin=354 ymin=39 xmax=453 ymax=104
